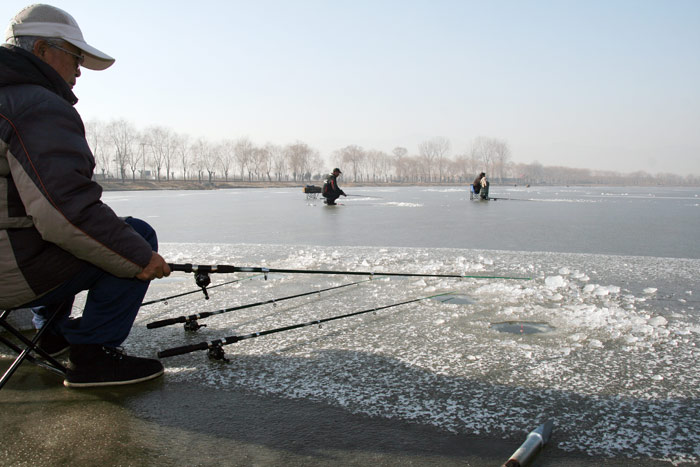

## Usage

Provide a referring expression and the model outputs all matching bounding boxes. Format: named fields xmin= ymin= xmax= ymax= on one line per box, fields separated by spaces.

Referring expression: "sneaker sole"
xmin=63 ymin=368 xmax=164 ymax=388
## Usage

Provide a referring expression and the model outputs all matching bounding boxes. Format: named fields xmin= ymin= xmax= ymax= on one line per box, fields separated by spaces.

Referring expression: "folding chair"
xmin=0 ymin=307 xmax=67 ymax=390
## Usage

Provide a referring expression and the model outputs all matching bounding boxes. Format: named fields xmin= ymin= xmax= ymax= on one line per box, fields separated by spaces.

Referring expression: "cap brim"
xmin=64 ymin=37 xmax=115 ymax=70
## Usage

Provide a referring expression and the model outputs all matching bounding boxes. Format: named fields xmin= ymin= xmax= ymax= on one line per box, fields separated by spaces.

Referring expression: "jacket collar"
xmin=0 ymin=44 xmax=78 ymax=105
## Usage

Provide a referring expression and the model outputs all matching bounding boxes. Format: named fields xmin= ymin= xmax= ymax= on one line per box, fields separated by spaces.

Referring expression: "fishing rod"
xmin=158 ymin=291 xmax=455 ymax=360
xmin=141 ymin=273 xmax=264 ymax=306
xmin=487 ymin=197 xmax=533 ymax=202
xmin=345 ymin=194 xmax=382 ymax=198
xmin=147 ymin=278 xmax=371 ymax=331
xmin=167 ymin=263 xmax=531 ymax=282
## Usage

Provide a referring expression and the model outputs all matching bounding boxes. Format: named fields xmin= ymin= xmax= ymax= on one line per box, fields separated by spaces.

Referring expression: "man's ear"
xmin=32 ymin=39 xmax=48 ymax=58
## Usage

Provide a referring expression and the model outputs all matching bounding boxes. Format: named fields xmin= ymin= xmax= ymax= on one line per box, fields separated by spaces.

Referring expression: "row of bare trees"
xmin=86 ymin=119 xmax=699 ymax=186
xmin=86 ymin=120 xmax=513 ymax=184
xmin=87 ymin=119 xmax=324 ymax=183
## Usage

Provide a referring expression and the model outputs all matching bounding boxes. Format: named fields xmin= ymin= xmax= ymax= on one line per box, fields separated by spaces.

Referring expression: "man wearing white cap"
xmin=1 ymin=4 xmax=170 ymax=387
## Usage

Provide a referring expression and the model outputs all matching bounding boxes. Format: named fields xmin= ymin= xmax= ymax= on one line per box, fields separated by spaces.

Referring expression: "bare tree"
xmin=418 ymin=137 xmax=451 ymax=182
xmin=266 ymin=143 xmax=286 ymax=181
xmin=336 ymin=145 xmax=365 ymax=182
xmin=85 ymin=119 xmax=110 ymax=179
xmin=126 ymin=133 xmax=144 ymax=181
xmin=190 ymin=138 xmax=208 ymax=182
xmin=492 ymin=139 xmax=511 ymax=183
xmin=218 ymin=139 xmax=235 ymax=181
xmin=234 ymin=137 xmax=254 ymax=180
xmin=192 ymin=139 xmax=217 ymax=183
xmin=376 ymin=151 xmax=393 ymax=182
xmin=253 ymin=145 xmax=274 ymax=181
xmin=145 ymin=126 xmax=178 ymax=181
xmin=285 ymin=141 xmax=316 ymax=181
xmin=452 ymin=154 xmax=475 ymax=182
xmin=470 ymin=136 xmax=497 ymax=177
xmin=390 ymin=146 xmax=408 ymax=182
xmin=365 ymin=150 xmax=390 ymax=182
xmin=175 ymin=133 xmax=190 ymax=180
xmin=106 ymin=119 xmax=139 ymax=182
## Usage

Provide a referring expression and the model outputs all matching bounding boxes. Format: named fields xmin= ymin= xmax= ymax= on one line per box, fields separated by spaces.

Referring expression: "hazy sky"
xmin=4 ymin=0 xmax=699 ymax=175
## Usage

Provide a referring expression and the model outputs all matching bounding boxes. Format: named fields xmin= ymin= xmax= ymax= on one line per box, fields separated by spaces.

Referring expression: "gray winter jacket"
xmin=0 ymin=44 xmax=152 ymax=308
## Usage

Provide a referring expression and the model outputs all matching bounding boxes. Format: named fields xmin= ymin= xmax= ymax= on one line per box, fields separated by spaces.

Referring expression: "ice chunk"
xmin=589 ymin=339 xmax=603 ymax=349
xmin=648 ymin=316 xmax=668 ymax=327
xmin=545 ymin=275 xmax=567 ymax=289
xmin=594 ymin=285 xmax=620 ymax=296
xmin=643 ymin=287 xmax=658 ymax=294
xmin=569 ymin=333 xmax=587 ymax=342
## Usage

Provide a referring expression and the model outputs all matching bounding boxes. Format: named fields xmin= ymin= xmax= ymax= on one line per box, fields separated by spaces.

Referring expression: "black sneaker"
xmin=64 ymin=344 xmax=164 ymax=388
xmin=36 ymin=331 xmax=70 ymax=358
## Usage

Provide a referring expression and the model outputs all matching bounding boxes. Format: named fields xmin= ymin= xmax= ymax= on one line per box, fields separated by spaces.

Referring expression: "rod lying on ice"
xmin=157 ymin=291 xmax=455 ymax=360
xmin=503 ymin=420 xmax=553 ymax=467
xmin=141 ymin=273 xmax=264 ymax=306
xmin=167 ymin=263 xmax=531 ymax=281
xmin=146 ymin=279 xmax=371 ymax=330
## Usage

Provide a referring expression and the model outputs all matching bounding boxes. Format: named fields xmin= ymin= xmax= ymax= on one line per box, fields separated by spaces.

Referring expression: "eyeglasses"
xmin=47 ymin=42 xmax=85 ymax=66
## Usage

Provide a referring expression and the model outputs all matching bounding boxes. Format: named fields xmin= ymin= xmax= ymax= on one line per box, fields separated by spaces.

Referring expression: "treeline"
xmin=85 ymin=119 xmax=699 ymax=186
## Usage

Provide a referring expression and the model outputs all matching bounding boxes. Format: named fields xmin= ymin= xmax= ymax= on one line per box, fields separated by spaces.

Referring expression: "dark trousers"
xmin=479 ymin=182 xmax=490 ymax=199
xmin=26 ymin=217 xmax=156 ymax=347
xmin=323 ymin=194 xmax=339 ymax=205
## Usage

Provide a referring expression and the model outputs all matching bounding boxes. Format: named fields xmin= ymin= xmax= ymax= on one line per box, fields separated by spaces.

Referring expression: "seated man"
xmin=472 ymin=172 xmax=490 ymax=200
xmin=1 ymin=4 xmax=170 ymax=387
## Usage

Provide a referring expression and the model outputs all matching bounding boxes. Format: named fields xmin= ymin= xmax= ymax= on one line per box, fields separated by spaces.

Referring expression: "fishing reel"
xmin=184 ymin=319 xmax=206 ymax=332
xmin=194 ymin=272 xmax=211 ymax=299
xmin=207 ymin=342 xmax=229 ymax=362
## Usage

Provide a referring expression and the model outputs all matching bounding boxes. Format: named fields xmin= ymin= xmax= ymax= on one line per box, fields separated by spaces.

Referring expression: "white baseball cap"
xmin=5 ymin=4 xmax=115 ymax=70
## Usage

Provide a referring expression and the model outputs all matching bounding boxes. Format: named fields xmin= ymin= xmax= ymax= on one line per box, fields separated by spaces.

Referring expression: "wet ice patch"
xmin=428 ymin=294 xmax=476 ymax=305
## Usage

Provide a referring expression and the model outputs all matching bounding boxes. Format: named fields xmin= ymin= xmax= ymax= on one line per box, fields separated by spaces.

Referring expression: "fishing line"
xmin=140 ymin=273 xmax=264 ymax=306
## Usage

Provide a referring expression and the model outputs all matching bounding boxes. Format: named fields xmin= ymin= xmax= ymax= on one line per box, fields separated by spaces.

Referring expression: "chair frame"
xmin=0 ymin=308 xmax=67 ymax=390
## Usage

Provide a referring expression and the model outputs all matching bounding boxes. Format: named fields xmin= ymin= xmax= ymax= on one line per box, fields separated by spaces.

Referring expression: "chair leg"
xmin=0 ymin=309 xmax=67 ymax=390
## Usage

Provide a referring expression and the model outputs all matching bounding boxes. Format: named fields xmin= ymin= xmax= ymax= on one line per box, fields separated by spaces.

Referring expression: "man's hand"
xmin=136 ymin=252 xmax=171 ymax=281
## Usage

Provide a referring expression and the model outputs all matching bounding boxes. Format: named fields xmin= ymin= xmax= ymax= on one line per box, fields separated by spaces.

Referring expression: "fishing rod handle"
xmin=158 ymin=341 xmax=210 ymax=358
xmin=146 ymin=316 xmax=187 ymax=329
xmin=168 ymin=263 xmax=239 ymax=274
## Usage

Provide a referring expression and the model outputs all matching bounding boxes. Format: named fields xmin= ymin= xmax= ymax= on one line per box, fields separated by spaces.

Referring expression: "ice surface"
xmin=382 ymin=202 xmax=423 ymax=207
xmin=12 ymin=243 xmax=698 ymax=464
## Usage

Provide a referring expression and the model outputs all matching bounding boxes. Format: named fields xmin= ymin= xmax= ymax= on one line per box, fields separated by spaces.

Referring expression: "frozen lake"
xmin=97 ymin=186 xmax=700 ymax=464
xmin=103 ymin=184 xmax=700 ymax=258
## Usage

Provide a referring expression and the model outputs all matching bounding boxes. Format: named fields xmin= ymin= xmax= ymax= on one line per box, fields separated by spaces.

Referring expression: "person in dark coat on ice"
xmin=322 ymin=168 xmax=346 ymax=205
xmin=472 ymin=172 xmax=490 ymax=200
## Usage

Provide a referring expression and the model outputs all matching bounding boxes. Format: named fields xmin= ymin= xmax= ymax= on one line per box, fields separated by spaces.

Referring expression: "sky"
xmin=3 ymin=0 xmax=699 ymax=176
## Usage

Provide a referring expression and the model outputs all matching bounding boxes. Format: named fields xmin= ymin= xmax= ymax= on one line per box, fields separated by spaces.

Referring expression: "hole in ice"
xmin=429 ymin=294 xmax=476 ymax=304
xmin=490 ymin=321 xmax=554 ymax=334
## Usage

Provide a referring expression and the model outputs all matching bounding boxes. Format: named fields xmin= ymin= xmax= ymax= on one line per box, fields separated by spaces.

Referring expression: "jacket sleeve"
xmin=5 ymin=89 xmax=152 ymax=277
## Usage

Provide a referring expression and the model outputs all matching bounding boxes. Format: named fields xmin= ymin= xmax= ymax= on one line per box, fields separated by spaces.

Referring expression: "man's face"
xmin=334 ymin=170 xmax=341 ymax=177
xmin=37 ymin=40 xmax=82 ymax=88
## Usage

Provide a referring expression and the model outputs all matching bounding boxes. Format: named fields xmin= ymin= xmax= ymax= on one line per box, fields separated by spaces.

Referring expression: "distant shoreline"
xmin=96 ymin=180 xmax=693 ymax=191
